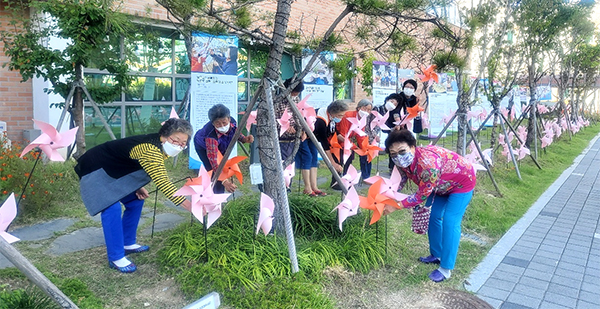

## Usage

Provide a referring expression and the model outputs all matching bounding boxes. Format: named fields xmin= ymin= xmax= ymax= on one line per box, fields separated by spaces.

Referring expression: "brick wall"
xmin=0 ymin=6 xmax=33 ymax=142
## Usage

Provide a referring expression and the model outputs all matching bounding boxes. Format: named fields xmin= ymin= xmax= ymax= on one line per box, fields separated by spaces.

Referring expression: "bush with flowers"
xmin=0 ymin=132 xmax=79 ymax=223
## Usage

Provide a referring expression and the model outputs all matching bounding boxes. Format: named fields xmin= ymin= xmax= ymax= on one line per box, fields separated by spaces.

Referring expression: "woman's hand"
xmin=243 ymin=135 xmax=254 ymax=143
xmin=135 ymin=187 xmax=149 ymax=200
xmin=223 ymin=179 xmax=237 ymax=193
xmin=181 ymin=199 xmax=192 ymax=212
xmin=334 ymin=163 xmax=343 ymax=174
xmin=382 ymin=205 xmax=399 ymax=216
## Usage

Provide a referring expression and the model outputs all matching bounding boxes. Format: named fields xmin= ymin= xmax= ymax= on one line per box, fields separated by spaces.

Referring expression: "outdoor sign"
xmin=301 ymin=51 xmax=335 ymax=110
xmin=372 ymin=61 xmax=397 ymax=107
xmin=427 ymin=72 xmax=458 ymax=138
xmin=189 ymin=32 xmax=239 ymax=169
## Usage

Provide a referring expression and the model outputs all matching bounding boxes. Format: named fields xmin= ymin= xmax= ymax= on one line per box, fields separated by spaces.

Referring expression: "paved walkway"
xmin=466 ymin=133 xmax=600 ymax=309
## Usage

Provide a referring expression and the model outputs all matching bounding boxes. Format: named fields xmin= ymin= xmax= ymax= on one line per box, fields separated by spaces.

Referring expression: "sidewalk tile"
xmin=518 ymin=275 xmax=550 ymax=290
xmin=546 ymin=282 xmax=579 ymax=298
xmin=536 ymin=249 xmax=562 ymax=260
xmin=512 ymin=284 xmax=544 ymax=299
xmin=506 ymin=292 xmax=542 ymax=308
xmin=538 ymin=301 xmax=571 ymax=309
xmin=500 ymin=302 xmax=534 ymax=309
xmin=580 ymin=280 xmax=598 ymax=293
xmin=556 ymin=261 xmax=586 ymax=274
xmin=502 ymin=256 xmax=530 ymax=268
xmin=550 ymin=274 xmax=580 ymax=288
xmin=491 ymin=269 xmax=521 ymax=283
xmin=484 ymin=278 xmax=517 ymax=292
xmin=478 ymin=286 xmax=511 ymax=300
xmin=543 ymin=292 xmax=577 ymax=308
xmin=530 ymin=256 xmax=559 ymax=267
xmin=477 ymin=295 xmax=503 ymax=308
xmin=577 ymin=300 xmax=600 ymax=309
xmin=553 ymin=267 xmax=584 ymax=280
xmin=496 ymin=263 xmax=526 ymax=275
xmin=578 ymin=290 xmax=600 ymax=305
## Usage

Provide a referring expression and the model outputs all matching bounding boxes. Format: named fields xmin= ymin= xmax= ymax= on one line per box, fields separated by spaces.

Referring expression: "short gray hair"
xmin=208 ymin=104 xmax=231 ymax=122
xmin=327 ymin=99 xmax=349 ymax=115
xmin=356 ymin=99 xmax=372 ymax=109
xmin=159 ymin=118 xmax=193 ymax=139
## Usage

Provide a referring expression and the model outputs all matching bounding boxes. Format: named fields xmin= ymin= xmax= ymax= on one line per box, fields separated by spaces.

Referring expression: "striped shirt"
xmin=75 ymin=133 xmax=186 ymax=206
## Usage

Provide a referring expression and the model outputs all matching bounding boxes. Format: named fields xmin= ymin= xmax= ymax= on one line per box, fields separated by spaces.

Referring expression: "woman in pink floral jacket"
xmin=384 ymin=129 xmax=476 ymax=282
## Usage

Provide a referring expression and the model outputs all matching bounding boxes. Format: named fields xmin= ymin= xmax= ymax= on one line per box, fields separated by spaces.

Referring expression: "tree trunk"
xmin=525 ymin=60 xmax=537 ymax=150
xmin=455 ymin=70 xmax=469 ymax=155
xmin=255 ymin=0 xmax=299 ymax=273
xmin=72 ymin=64 xmax=86 ymax=159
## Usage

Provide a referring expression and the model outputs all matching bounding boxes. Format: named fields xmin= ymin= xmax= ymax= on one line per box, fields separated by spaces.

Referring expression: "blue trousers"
xmin=359 ymin=155 xmax=372 ymax=179
xmin=101 ymin=192 xmax=144 ymax=261
xmin=425 ymin=190 xmax=473 ymax=270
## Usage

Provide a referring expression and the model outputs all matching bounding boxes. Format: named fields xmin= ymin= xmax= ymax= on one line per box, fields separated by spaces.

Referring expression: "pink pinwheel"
xmin=418 ymin=65 xmax=439 ymax=85
xmin=296 ymin=94 xmax=316 ymax=131
xmin=347 ymin=116 xmax=367 ymax=137
xmin=560 ymin=119 xmax=569 ymax=131
xmin=481 ymin=148 xmax=493 ymax=167
xmin=0 ymin=193 xmax=19 ymax=244
xmin=510 ymin=105 xmax=517 ymax=121
xmin=541 ymin=134 xmax=553 ymax=148
xmin=478 ymin=108 xmax=488 ymax=122
xmin=537 ymin=105 xmax=549 ymax=114
xmin=283 ymin=162 xmax=295 ymax=188
xmin=501 ymin=144 xmax=510 ymax=160
xmin=161 ymin=107 xmax=180 ymax=125
xmin=256 ymin=193 xmax=274 ymax=235
xmin=363 ymin=172 xmax=382 ymax=185
xmin=441 ymin=110 xmax=455 ymax=125
xmin=515 ymin=144 xmax=530 ymax=161
xmin=466 ymin=110 xmax=479 ymax=121
xmin=20 ymin=119 xmax=78 ymax=162
xmin=277 ymin=108 xmax=293 ymax=137
xmin=339 ymin=165 xmax=361 ymax=191
xmin=500 ymin=107 xmax=509 ymax=120
xmin=341 ymin=136 xmax=354 ymax=163
xmin=552 ymin=122 xmax=562 ymax=138
xmin=516 ymin=126 xmax=527 ymax=142
xmin=377 ymin=167 xmax=407 ymax=201
xmin=243 ymin=110 xmax=258 ymax=133
xmin=421 ymin=112 xmax=430 ymax=129
xmin=174 ymin=165 xmax=230 ymax=228
xmin=370 ymin=110 xmax=390 ymax=131
xmin=498 ymin=134 xmax=506 ymax=146
xmin=332 ymin=186 xmax=360 ymax=231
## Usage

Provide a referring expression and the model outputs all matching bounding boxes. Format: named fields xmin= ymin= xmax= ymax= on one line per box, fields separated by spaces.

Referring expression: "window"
xmin=83 ymin=26 xmax=188 ymax=148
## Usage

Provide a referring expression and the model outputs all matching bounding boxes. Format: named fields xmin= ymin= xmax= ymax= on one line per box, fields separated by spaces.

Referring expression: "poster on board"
xmin=427 ymin=72 xmax=458 ymax=138
xmin=189 ymin=32 xmax=238 ymax=169
xmin=302 ymin=52 xmax=334 ymax=110
xmin=372 ymin=61 xmax=397 ymax=108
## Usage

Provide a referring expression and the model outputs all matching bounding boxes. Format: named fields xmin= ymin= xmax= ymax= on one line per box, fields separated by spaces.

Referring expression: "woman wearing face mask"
xmin=74 ymin=118 xmax=194 ymax=273
xmin=296 ymin=100 xmax=348 ymax=195
xmin=382 ymin=129 xmax=476 ymax=283
xmin=337 ymin=99 xmax=380 ymax=179
xmin=400 ymin=79 xmax=424 ymax=134
xmin=194 ymin=104 xmax=254 ymax=194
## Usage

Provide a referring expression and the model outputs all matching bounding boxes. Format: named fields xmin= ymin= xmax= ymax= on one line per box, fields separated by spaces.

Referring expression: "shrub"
xmin=159 ymin=193 xmax=385 ymax=308
xmin=0 ymin=287 xmax=58 ymax=309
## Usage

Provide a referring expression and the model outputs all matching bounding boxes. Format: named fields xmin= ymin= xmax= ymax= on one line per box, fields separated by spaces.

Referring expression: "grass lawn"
xmin=1 ymin=123 xmax=599 ymax=308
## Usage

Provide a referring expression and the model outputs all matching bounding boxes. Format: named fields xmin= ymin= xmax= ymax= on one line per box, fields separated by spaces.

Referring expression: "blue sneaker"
xmin=418 ymin=255 xmax=441 ymax=264
xmin=125 ymin=245 xmax=149 ymax=256
xmin=109 ymin=261 xmax=137 ymax=273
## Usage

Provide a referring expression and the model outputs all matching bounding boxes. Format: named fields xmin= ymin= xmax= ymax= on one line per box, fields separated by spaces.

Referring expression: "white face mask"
xmin=216 ymin=124 xmax=230 ymax=133
xmin=404 ymin=88 xmax=415 ymax=97
xmin=358 ymin=110 xmax=370 ymax=118
xmin=385 ymin=101 xmax=396 ymax=111
xmin=163 ymin=141 xmax=184 ymax=157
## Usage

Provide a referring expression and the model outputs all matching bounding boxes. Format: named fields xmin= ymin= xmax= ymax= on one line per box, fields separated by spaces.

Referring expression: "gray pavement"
xmin=466 ymin=133 xmax=600 ymax=309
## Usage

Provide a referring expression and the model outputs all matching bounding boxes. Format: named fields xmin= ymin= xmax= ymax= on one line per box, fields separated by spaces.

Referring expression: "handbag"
xmin=411 ymin=204 xmax=431 ymax=235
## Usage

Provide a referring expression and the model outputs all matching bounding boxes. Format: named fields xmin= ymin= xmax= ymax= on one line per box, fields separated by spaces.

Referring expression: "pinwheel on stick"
xmin=332 ymin=186 xmax=360 ymax=231
xmin=18 ymin=119 xmax=78 ymax=206
xmin=359 ymin=180 xmax=401 ymax=225
xmin=256 ymin=193 xmax=275 ymax=235
xmin=0 ymin=193 xmax=19 ymax=244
